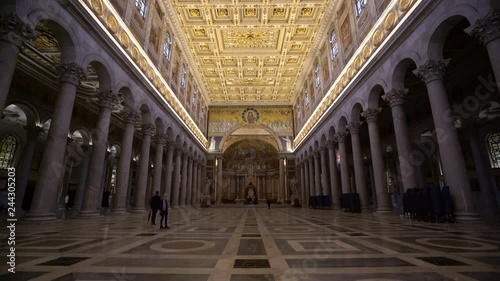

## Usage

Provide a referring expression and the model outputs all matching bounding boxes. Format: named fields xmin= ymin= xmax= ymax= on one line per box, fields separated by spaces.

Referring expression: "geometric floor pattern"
xmin=1 ymin=207 xmax=500 ymax=281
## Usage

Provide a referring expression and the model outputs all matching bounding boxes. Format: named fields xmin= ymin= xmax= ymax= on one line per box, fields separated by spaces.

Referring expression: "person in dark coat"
xmin=160 ymin=193 xmax=170 ymax=229
xmin=150 ymin=191 xmax=161 ymax=225
xmin=267 ymin=199 xmax=272 ymax=209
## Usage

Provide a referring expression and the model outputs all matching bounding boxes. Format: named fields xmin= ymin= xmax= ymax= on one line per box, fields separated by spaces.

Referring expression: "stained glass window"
xmin=163 ymin=32 xmax=172 ymax=61
xmin=135 ymin=0 xmax=147 ymax=19
xmin=0 ymin=135 xmax=17 ymax=169
xmin=355 ymin=0 xmax=368 ymax=18
xmin=330 ymin=30 xmax=339 ymax=60
xmin=487 ymin=132 xmax=500 ymax=168
xmin=181 ymin=64 xmax=187 ymax=89
xmin=315 ymin=63 xmax=321 ymax=87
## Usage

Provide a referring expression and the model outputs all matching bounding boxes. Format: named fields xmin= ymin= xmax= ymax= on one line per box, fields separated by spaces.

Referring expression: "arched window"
xmin=163 ymin=32 xmax=172 ymax=61
xmin=192 ymin=86 xmax=197 ymax=106
xmin=200 ymin=103 xmax=205 ymax=120
xmin=315 ymin=63 xmax=321 ymax=88
xmin=487 ymin=132 xmax=500 ymax=168
xmin=305 ymin=88 xmax=310 ymax=106
xmin=297 ymin=104 xmax=301 ymax=120
xmin=329 ymin=30 xmax=339 ymax=60
xmin=0 ymin=135 xmax=17 ymax=169
xmin=135 ymin=0 xmax=147 ymax=19
xmin=355 ymin=0 xmax=368 ymax=18
xmin=180 ymin=64 xmax=187 ymax=89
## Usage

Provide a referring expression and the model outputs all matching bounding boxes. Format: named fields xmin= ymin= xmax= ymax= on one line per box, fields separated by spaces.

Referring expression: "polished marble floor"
xmin=1 ymin=206 xmax=500 ymax=281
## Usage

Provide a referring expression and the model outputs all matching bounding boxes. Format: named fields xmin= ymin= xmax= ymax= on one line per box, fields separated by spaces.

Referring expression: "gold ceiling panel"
xmin=167 ymin=0 xmax=330 ymax=105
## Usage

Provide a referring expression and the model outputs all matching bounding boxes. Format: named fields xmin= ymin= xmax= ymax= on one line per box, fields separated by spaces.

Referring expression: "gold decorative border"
xmin=294 ymin=0 xmax=420 ymax=148
xmin=82 ymin=0 xmax=208 ymax=148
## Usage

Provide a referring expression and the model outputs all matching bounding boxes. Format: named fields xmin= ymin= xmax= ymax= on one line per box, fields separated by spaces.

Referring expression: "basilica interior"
xmin=1 ymin=0 xmax=500 ymax=280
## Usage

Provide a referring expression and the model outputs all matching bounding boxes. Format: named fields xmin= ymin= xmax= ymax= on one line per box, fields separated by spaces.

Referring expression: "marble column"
xmin=362 ymin=108 xmax=392 ymax=212
xmin=74 ymin=146 xmax=91 ymax=212
xmin=171 ymin=148 xmax=182 ymax=208
xmin=151 ymin=134 xmax=166 ymax=199
xmin=25 ymin=63 xmax=86 ymax=221
xmin=0 ymin=14 xmax=36 ymax=112
xmin=279 ymin=156 xmax=285 ymax=202
xmin=80 ymin=92 xmax=119 ymax=216
xmin=326 ymin=140 xmax=340 ymax=209
xmin=15 ymin=126 xmax=42 ymax=217
xmin=132 ymin=123 xmax=155 ymax=212
xmin=308 ymin=157 xmax=315 ymax=199
xmin=347 ymin=122 xmax=369 ymax=210
xmin=466 ymin=11 xmax=500 ymax=89
xmin=335 ymin=132 xmax=351 ymax=194
xmin=303 ymin=160 xmax=310 ymax=206
xmin=179 ymin=152 xmax=188 ymax=206
xmin=320 ymin=146 xmax=330 ymax=196
xmin=216 ymin=157 xmax=223 ymax=204
xmin=383 ymin=89 xmax=418 ymax=190
xmin=469 ymin=130 xmax=498 ymax=214
xmin=299 ymin=162 xmax=306 ymax=205
xmin=186 ymin=156 xmax=193 ymax=206
xmin=193 ymin=161 xmax=199 ymax=205
xmin=414 ymin=59 xmax=478 ymax=219
xmin=313 ymin=150 xmax=322 ymax=196
xmin=163 ymin=141 xmax=175 ymax=198
xmin=110 ymin=110 xmax=140 ymax=215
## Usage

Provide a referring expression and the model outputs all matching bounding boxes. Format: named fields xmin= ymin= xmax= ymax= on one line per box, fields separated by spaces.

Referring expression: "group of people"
xmin=149 ymin=191 xmax=170 ymax=229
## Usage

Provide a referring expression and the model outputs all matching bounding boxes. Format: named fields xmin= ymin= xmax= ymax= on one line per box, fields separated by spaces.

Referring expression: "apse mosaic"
xmin=208 ymin=106 xmax=293 ymax=135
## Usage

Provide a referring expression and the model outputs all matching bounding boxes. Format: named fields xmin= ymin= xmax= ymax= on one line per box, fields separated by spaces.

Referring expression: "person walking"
xmin=150 ymin=191 xmax=161 ymax=225
xmin=160 ymin=193 xmax=170 ymax=229
xmin=267 ymin=199 xmax=272 ymax=209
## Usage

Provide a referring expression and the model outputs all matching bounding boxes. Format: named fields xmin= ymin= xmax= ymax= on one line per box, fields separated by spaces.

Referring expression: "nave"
xmin=1 ymin=208 xmax=500 ymax=281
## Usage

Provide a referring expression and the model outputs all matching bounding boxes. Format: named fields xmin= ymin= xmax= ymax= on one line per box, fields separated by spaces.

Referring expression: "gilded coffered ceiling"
xmin=164 ymin=0 xmax=332 ymax=105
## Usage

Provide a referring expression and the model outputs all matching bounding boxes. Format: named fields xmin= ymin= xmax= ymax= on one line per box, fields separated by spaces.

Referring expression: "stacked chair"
xmin=403 ymin=186 xmax=455 ymax=223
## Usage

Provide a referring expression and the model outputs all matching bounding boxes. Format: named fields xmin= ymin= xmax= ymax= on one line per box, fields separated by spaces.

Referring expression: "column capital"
xmin=175 ymin=147 xmax=184 ymax=155
xmin=465 ymin=11 xmax=500 ymax=45
xmin=95 ymin=91 xmax=121 ymax=110
xmin=334 ymin=132 xmax=348 ymax=143
xmin=0 ymin=14 xmax=37 ymax=47
xmin=325 ymin=140 xmax=336 ymax=150
xmin=166 ymin=141 xmax=176 ymax=150
xmin=57 ymin=62 xmax=86 ymax=85
xmin=155 ymin=133 xmax=168 ymax=145
xmin=413 ymin=59 xmax=451 ymax=84
xmin=122 ymin=110 xmax=140 ymax=124
xmin=362 ymin=108 xmax=382 ymax=123
xmin=141 ymin=123 xmax=155 ymax=136
xmin=346 ymin=122 xmax=363 ymax=135
xmin=320 ymin=146 xmax=329 ymax=154
xmin=383 ymin=89 xmax=409 ymax=107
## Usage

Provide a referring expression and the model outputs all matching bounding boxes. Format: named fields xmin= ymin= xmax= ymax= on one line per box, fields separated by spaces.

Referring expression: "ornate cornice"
xmin=413 ymin=59 xmax=451 ymax=84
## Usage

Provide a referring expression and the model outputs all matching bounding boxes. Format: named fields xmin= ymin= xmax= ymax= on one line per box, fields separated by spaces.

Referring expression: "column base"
xmin=78 ymin=210 xmax=101 ymax=217
xmin=131 ymin=208 xmax=147 ymax=213
xmin=109 ymin=208 xmax=129 ymax=215
xmin=375 ymin=207 xmax=393 ymax=213
xmin=454 ymin=212 xmax=481 ymax=221
xmin=171 ymin=205 xmax=180 ymax=209
xmin=23 ymin=213 xmax=58 ymax=222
